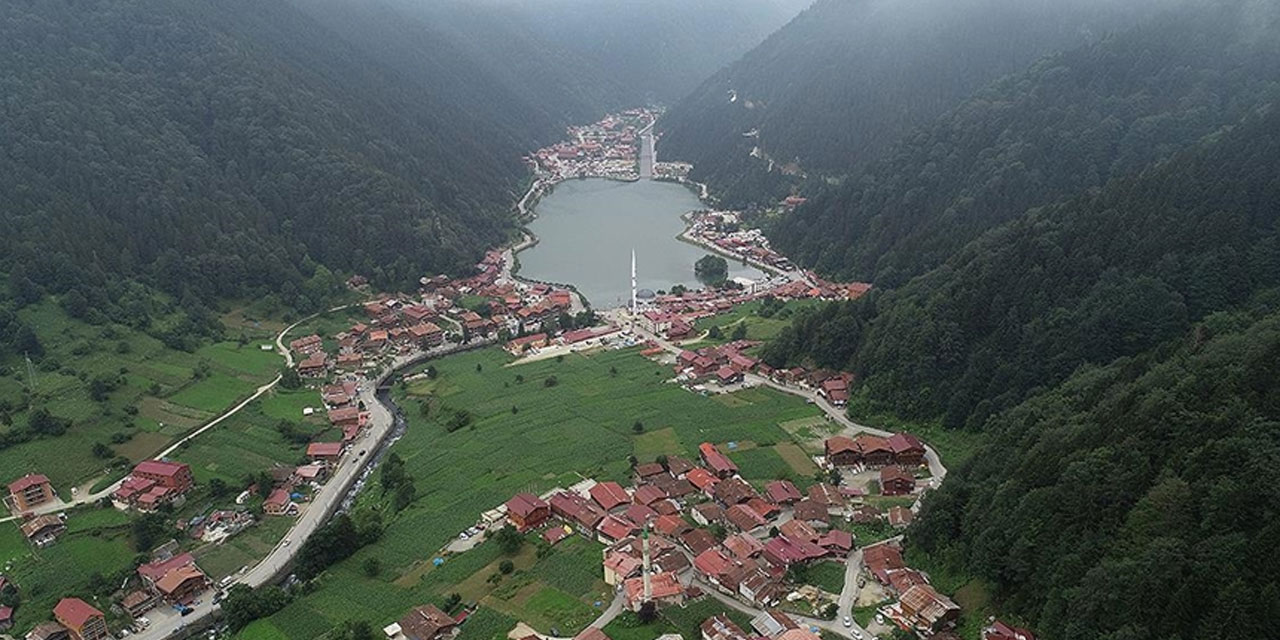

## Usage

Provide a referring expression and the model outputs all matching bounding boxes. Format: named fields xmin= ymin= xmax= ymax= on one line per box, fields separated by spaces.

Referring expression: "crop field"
xmin=731 ymin=444 xmax=814 ymax=487
xmin=238 ymin=345 xmax=823 ymax=638
xmin=0 ymin=301 xmax=283 ymax=492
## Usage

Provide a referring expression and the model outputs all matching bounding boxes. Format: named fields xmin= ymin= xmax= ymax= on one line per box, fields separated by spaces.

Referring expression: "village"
xmin=1 ymin=109 xmax=1022 ymax=640
xmin=525 ymin=109 xmax=660 ymax=184
xmin=375 ymin=427 xmax=1030 ymax=640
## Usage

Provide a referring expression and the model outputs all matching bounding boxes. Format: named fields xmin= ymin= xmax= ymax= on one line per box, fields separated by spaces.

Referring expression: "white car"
xmin=852 ymin=630 xmax=864 ymax=640
xmin=842 ymin=616 xmax=852 ymax=627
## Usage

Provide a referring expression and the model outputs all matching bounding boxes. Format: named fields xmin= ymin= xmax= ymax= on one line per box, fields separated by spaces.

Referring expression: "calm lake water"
xmin=519 ymin=179 xmax=764 ymax=308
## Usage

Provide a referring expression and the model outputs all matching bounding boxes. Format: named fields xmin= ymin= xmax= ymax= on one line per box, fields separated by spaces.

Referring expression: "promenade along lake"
xmin=518 ymin=179 xmax=765 ymax=307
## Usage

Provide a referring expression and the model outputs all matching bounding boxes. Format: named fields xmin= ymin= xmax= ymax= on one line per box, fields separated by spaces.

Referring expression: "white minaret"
xmin=630 ymin=249 xmax=638 ymax=313
xmin=641 ymin=522 xmax=652 ymax=602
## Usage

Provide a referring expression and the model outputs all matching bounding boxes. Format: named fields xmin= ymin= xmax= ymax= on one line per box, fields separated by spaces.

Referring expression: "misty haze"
xmin=0 ymin=2 xmax=1277 ymax=640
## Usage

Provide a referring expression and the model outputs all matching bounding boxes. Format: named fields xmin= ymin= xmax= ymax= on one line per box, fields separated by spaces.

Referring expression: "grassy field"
xmin=171 ymin=388 xmax=330 ymax=486
xmin=799 ymin=561 xmax=848 ymax=594
xmin=1 ymin=506 xmax=139 ymax=633
xmin=0 ymin=301 xmax=283 ymax=492
xmin=195 ymin=516 xmax=295 ymax=580
xmin=238 ymin=345 xmax=823 ymax=638
xmin=602 ymin=597 xmax=757 ymax=640
xmin=691 ymin=299 xmax=819 ymax=346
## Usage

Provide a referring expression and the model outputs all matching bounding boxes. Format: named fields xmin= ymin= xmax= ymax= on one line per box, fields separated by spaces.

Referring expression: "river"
xmin=518 ymin=179 xmax=765 ymax=307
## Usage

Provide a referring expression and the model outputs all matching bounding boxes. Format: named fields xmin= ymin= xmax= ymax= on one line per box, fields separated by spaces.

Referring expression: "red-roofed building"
xmin=397 ymin=603 xmax=458 ymax=640
xmin=264 ymin=488 xmax=293 ymax=516
xmin=590 ymin=482 xmax=630 ymax=511
xmin=694 ymin=549 xmax=738 ymax=588
xmin=702 ymin=613 xmax=751 ymax=640
xmin=853 ymin=434 xmax=894 ymax=467
xmin=984 ymin=620 xmax=1038 ymax=640
xmin=505 ymin=493 xmax=550 ymax=532
xmin=596 ymin=514 xmax=638 ymax=543
xmin=133 ymin=460 xmax=193 ymax=493
xmin=306 ymin=442 xmax=344 ymax=463
xmin=824 ymin=436 xmax=860 ymax=467
xmin=819 ymin=529 xmax=854 ymax=554
xmin=549 ymin=492 xmax=605 ymax=530
xmin=680 ymin=528 xmax=719 ymax=555
xmin=506 ymin=333 xmax=548 ymax=355
xmin=808 ymin=483 xmax=843 ymax=507
xmin=654 ymin=514 xmax=691 ymax=538
xmin=53 ymin=597 xmax=108 ymax=640
xmin=888 ymin=432 xmax=926 ymax=466
xmin=880 ymin=467 xmax=915 ymax=496
xmin=888 ymin=505 xmax=914 ymax=528
xmin=763 ymin=536 xmax=828 ymax=567
xmin=288 ymin=334 xmax=322 ymax=355
xmin=623 ymin=571 xmax=685 ymax=610
xmin=723 ymin=533 xmax=765 ymax=561
xmin=746 ymin=497 xmax=781 ymax=520
xmin=726 ymin=504 xmax=767 ymax=532
xmin=765 ymin=480 xmax=802 ymax=504
xmin=699 ymin=442 xmax=738 ymax=478
xmin=864 ymin=544 xmax=906 ymax=584
xmin=7 ymin=473 xmax=55 ymax=511
xmin=715 ymin=366 xmax=743 ymax=385
xmin=574 ymin=627 xmax=612 ymax=640
xmin=899 ymin=584 xmax=961 ymax=632
xmin=0 ymin=604 xmax=12 ymax=631
xmin=780 ymin=520 xmax=820 ymax=544
xmin=686 ymin=468 xmax=720 ymax=494
xmin=113 ymin=460 xmax=193 ymax=510
xmin=407 ymin=322 xmax=444 ymax=348
xmin=819 ymin=377 xmax=849 ymax=406
xmin=327 ymin=406 xmax=361 ymax=429
xmin=632 ymin=484 xmax=667 ymax=507
xmin=691 ymin=503 xmax=725 ymax=528
xmin=603 ymin=551 xmax=642 ymax=586
xmin=624 ymin=503 xmax=658 ymax=527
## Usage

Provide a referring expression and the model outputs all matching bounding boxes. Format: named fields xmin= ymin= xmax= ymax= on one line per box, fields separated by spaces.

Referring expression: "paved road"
xmin=613 ymin=314 xmax=947 ymax=482
xmin=128 ymin=338 xmax=494 ymax=640
xmin=639 ymin=120 xmax=655 ymax=180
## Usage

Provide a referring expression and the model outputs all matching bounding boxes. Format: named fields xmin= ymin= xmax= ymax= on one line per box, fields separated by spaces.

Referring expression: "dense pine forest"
xmin=657 ymin=0 xmax=1163 ymax=207
xmin=0 ymin=0 xmax=544 ymax=329
xmin=748 ymin=2 xmax=1280 ymax=636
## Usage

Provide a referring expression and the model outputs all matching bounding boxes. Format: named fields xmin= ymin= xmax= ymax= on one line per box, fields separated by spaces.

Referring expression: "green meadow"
xmin=0 ymin=301 xmax=283 ymax=492
xmin=238 ymin=345 xmax=823 ymax=639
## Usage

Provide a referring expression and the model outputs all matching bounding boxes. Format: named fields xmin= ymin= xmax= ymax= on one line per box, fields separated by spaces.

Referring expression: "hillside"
xmin=759 ymin=80 xmax=1280 ymax=639
xmin=0 ymin=0 xmax=607 ymax=322
xmin=911 ymin=304 xmax=1280 ymax=639
xmin=657 ymin=0 xmax=1165 ymax=206
xmin=771 ymin=0 xmax=1280 ymax=284
xmin=488 ymin=0 xmax=814 ymax=103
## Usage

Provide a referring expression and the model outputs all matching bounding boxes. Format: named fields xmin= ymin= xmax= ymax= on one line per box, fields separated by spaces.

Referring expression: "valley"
xmin=2 ymin=2 xmax=1278 ymax=640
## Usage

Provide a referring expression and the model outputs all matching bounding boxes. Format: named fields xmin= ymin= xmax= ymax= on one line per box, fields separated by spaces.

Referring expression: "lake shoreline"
xmin=511 ymin=178 xmax=763 ymax=307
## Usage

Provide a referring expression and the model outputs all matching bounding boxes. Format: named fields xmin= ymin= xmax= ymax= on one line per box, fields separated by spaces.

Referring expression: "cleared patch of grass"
xmin=632 ymin=426 xmax=685 ymax=460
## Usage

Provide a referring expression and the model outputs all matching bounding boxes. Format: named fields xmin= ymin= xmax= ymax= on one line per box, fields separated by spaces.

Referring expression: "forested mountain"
xmin=912 ymin=304 xmax=1280 ymax=639
xmin=771 ymin=0 xmax=1280 ymax=284
xmin=658 ymin=0 xmax=1167 ymax=206
xmin=762 ymin=82 xmax=1280 ymax=640
xmin=483 ymin=0 xmax=814 ymax=103
xmin=0 ymin=0 xmax=616 ymax=352
xmin=764 ymin=98 xmax=1280 ymax=419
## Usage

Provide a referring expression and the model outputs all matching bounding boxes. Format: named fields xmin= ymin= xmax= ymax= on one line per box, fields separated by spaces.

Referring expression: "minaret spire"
xmin=631 ymin=249 xmax=638 ymax=313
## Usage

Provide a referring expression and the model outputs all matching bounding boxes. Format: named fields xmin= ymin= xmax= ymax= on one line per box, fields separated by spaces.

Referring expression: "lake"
xmin=518 ymin=179 xmax=765 ymax=308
